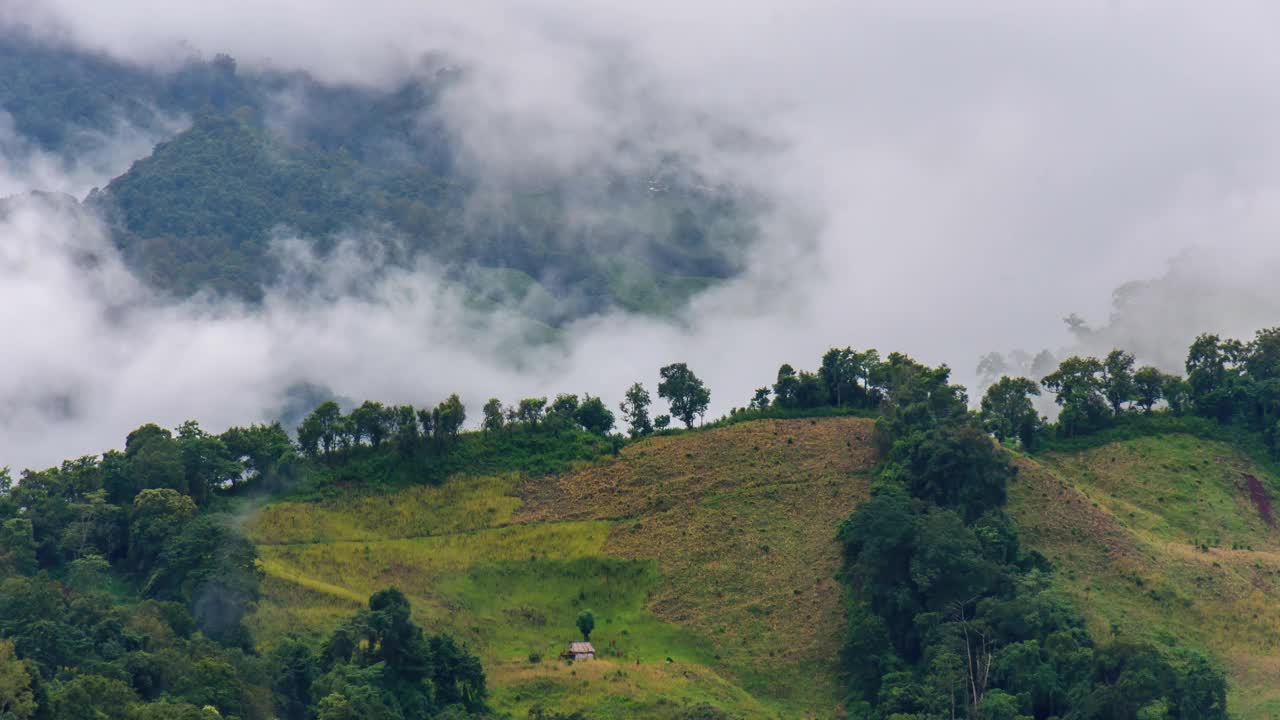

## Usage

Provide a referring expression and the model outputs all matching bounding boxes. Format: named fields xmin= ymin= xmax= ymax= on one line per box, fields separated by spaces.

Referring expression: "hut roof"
xmin=569 ymin=642 xmax=595 ymax=654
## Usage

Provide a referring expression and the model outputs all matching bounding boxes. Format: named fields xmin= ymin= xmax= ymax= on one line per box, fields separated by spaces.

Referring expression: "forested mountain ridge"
xmin=1 ymin=31 xmax=757 ymax=317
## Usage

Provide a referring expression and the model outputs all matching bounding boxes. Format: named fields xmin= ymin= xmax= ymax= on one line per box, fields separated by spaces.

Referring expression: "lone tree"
xmin=657 ymin=363 xmax=711 ymax=428
xmin=576 ymin=610 xmax=595 ymax=641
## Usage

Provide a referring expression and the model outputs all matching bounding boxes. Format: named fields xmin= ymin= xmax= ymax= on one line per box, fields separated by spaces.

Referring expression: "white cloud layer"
xmin=3 ymin=2 xmax=1280 ymax=469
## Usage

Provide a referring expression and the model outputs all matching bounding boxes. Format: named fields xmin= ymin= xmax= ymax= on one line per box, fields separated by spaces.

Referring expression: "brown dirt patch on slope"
xmin=1244 ymin=474 xmax=1275 ymax=528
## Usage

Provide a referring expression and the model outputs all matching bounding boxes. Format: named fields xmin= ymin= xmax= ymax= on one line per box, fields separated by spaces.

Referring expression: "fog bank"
xmin=4 ymin=2 xmax=1280 ymax=468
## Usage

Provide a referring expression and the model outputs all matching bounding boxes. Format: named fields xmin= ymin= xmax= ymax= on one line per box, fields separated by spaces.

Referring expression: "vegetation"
xmin=1008 ymin=434 xmax=1280 ymax=719
xmin=10 ymin=22 xmax=1280 ymax=720
xmin=0 ymin=32 xmax=757 ymax=316
xmin=5 ymin=330 xmax=1280 ymax=718
xmin=575 ymin=612 xmax=595 ymax=643
xmin=836 ymin=350 xmax=1229 ymax=720
xmin=253 ymin=415 xmax=876 ymax=717
xmin=0 ymin=394 xmax=538 ymax=719
xmin=979 ymin=327 xmax=1280 ymax=459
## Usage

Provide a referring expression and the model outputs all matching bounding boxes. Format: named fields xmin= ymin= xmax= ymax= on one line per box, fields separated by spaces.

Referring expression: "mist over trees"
xmin=0 ymin=33 xmax=758 ymax=320
xmin=975 ymin=327 xmax=1280 ymax=455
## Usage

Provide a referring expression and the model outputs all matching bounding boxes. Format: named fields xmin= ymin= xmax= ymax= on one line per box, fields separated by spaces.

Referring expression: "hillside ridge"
xmin=243 ymin=416 xmax=1280 ymax=718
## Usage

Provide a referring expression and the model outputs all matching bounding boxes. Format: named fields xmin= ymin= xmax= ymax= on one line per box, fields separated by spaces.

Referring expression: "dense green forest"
xmin=5 ymin=327 xmax=1278 ymax=718
xmin=0 ymin=31 xmax=756 ymax=318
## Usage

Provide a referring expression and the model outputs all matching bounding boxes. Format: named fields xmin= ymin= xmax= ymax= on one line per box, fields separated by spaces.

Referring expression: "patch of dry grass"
xmin=519 ymin=417 xmax=877 ymax=713
xmin=488 ymin=656 xmax=775 ymax=719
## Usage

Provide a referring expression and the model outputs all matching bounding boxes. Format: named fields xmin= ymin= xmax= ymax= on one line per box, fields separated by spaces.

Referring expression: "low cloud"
xmin=0 ymin=193 xmax=811 ymax=470
xmin=4 ymin=3 xmax=1280 ymax=468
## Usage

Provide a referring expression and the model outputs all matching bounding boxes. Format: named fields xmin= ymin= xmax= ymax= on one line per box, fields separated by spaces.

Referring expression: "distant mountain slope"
xmin=1 ymin=32 xmax=758 ymax=317
xmin=91 ymin=114 xmax=751 ymax=318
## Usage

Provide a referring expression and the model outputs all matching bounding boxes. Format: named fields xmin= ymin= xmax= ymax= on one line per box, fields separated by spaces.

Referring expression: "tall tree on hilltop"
xmin=773 ymin=364 xmax=800 ymax=408
xmin=1132 ymin=367 xmax=1167 ymax=413
xmin=517 ymin=398 xmax=547 ymax=429
xmin=1185 ymin=333 xmax=1245 ymax=421
xmin=750 ymin=387 xmax=771 ymax=411
xmin=574 ymin=395 xmax=615 ymax=436
xmin=298 ymin=401 xmax=342 ymax=458
xmin=392 ymin=405 xmax=418 ymax=457
xmin=1041 ymin=356 xmax=1108 ymax=437
xmin=546 ymin=394 xmax=580 ymax=434
xmin=435 ymin=395 xmax=466 ymax=442
xmin=979 ymin=377 xmax=1041 ymax=449
xmin=1245 ymin=327 xmax=1280 ymax=380
xmin=619 ymin=382 xmax=654 ymax=438
xmin=351 ymin=401 xmax=391 ymax=447
xmin=658 ymin=363 xmax=711 ymax=428
xmin=176 ymin=421 xmax=239 ymax=506
xmin=482 ymin=398 xmax=504 ymax=434
xmin=821 ymin=347 xmax=858 ymax=406
xmin=1102 ymin=350 xmax=1137 ymax=415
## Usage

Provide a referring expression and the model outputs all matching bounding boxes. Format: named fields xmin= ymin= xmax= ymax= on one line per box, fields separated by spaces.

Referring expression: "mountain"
xmin=0 ymin=32 xmax=758 ymax=319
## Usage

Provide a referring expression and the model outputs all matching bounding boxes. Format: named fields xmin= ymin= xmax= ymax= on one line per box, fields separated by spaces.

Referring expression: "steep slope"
xmin=245 ymin=417 xmax=876 ymax=718
xmin=242 ymin=419 xmax=1280 ymax=719
xmin=1009 ymin=434 xmax=1280 ymax=720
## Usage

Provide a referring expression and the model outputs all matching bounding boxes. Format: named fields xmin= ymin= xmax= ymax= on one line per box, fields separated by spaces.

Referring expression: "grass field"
xmin=1011 ymin=434 xmax=1280 ymax=720
xmin=246 ymin=417 xmax=877 ymax=719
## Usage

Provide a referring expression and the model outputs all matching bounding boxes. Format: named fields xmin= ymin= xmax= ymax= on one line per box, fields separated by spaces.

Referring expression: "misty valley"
xmin=3 ymin=7 xmax=1280 ymax=720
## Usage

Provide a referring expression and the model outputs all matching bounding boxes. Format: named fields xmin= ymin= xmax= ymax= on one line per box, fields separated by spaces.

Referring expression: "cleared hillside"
xmin=245 ymin=417 xmax=877 ymax=718
xmin=242 ymin=418 xmax=1280 ymax=719
xmin=1008 ymin=434 xmax=1280 ymax=720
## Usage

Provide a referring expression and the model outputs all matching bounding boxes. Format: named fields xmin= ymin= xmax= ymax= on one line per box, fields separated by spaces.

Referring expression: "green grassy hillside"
xmin=245 ymin=417 xmax=876 ymax=719
xmin=241 ymin=418 xmax=1280 ymax=719
xmin=1009 ymin=434 xmax=1280 ymax=720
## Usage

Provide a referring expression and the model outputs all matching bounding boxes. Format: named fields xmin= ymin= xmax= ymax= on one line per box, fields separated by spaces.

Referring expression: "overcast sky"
xmin=3 ymin=1 xmax=1280 ymax=470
